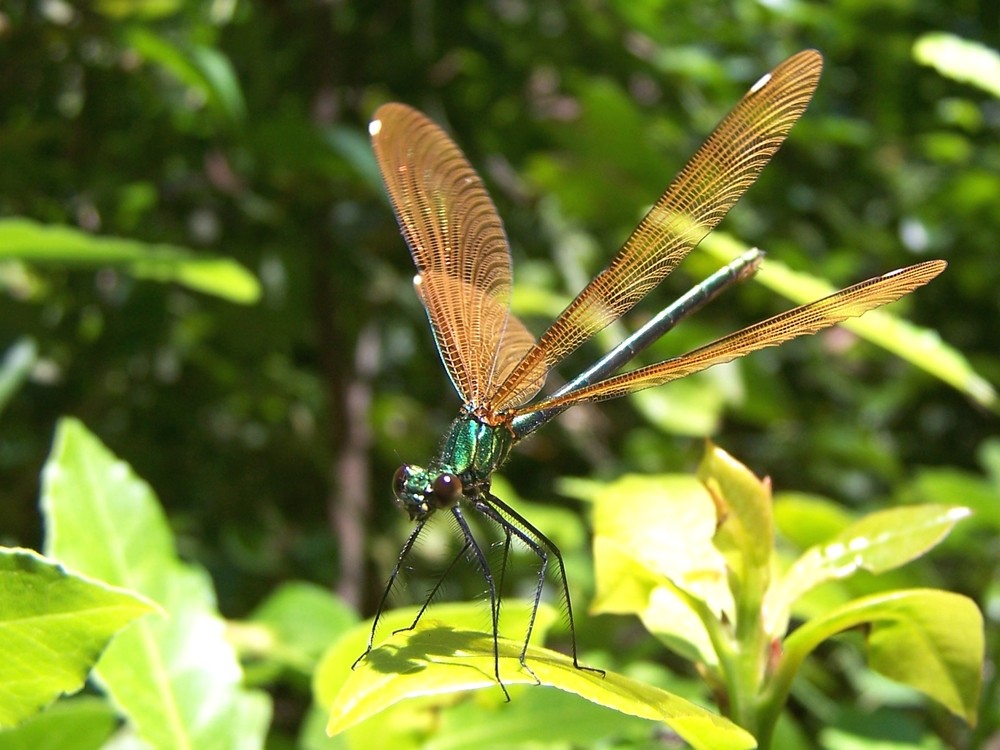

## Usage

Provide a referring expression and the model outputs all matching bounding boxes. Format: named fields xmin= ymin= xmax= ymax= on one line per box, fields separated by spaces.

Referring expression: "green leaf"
xmin=0 ymin=696 xmax=118 ymax=750
xmin=914 ymin=33 xmax=1000 ymax=99
xmin=424 ymin=682 xmax=661 ymax=750
xmin=125 ymin=28 xmax=246 ymax=123
xmin=773 ymin=493 xmax=855 ymax=551
xmin=322 ymin=621 xmax=754 ymax=750
xmin=591 ymin=474 xmax=726 ymax=610
xmin=780 ymin=590 xmax=983 ymax=724
xmin=699 ymin=233 xmax=997 ymax=412
xmin=0 ymin=548 xmax=155 ymax=729
xmin=244 ymin=581 xmax=358 ymax=675
xmin=768 ymin=505 xmax=970 ymax=635
xmin=314 ymin=601 xmax=557 ymax=711
xmin=698 ymin=443 xmax=773 ymax=583
xmin=41 ymin=418 xmax=271 ymax=750
xmin=590 ymin=474 xmax=729 ymax=665
xmin=0 ymin=338 xmax=37 ymax=417
xmin=0 ymin=219 xmax=260 ymax=303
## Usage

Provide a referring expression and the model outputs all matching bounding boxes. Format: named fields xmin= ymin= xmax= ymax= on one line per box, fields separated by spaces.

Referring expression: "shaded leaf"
xmin=244 ymin=581 xmax=358 ymax=675
xmin=0 ymin=696 xmax=118 ymax=750
xmin=0 ymin=338 xmax=37 ymax=417
xmin=125 ymin=27 xmax=246 ymax=123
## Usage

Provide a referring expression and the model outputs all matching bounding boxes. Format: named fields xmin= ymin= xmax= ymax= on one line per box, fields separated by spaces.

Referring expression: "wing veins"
xmin=510 ymin=260 xmax=947 ymax=414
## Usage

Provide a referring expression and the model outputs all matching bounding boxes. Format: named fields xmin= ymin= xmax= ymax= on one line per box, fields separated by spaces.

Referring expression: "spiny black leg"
xmin=475 ymin=497 xmax=545 ymax=683
xmin=394 ymin=540 xmax=471 ymax=635
xmin=352 ymin=519 xmax=426 ymax=670
xmin=494 ymin=526 xmax=513 ymax=619
xmin=484 ymin=493 xmax=605 ymax=678
xmin=451 ymin=505 xmax=510 ymax=701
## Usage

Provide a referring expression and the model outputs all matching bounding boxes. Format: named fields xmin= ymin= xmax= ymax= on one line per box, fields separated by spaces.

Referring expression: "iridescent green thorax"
xmin=435 ymin=415 xmax=515 ymax=481
xmin=392 ymin=415 xmax=515 ymax=522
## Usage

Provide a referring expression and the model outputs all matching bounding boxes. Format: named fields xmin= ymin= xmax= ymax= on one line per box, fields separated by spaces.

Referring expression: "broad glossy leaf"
xmin=0 ymin=219 xmax=260 ymax=303
xmin=767 ymin=505 xmax=970 ymax=635
xmin=315 ymin=601 xmax=556 ymax=711
xmin=425 ymin=681 xmax=662 ymax=750
xmin=781 ymin=590 xmax=983 ymax=724
xmin=41 ymin=418 xmax=270 ymax=750
xmin=0 ymin=548 xmax=155 ymax=729
xmin=323 ymin=621 xmax=754 ymax=750
xmin=698 ymin=443 xmax=773 ymax=588
xmin=590 ymin=474 xmax=730 ymax=665
xmin=699 ymin=233 xmax=997 ymax=411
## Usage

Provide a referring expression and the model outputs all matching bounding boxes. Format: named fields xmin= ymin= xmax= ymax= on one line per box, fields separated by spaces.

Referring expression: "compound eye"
xmin=392 ymin=466 xmax=408 ymax=498
xmin=432 ymin=473 xmax=463 ymax=505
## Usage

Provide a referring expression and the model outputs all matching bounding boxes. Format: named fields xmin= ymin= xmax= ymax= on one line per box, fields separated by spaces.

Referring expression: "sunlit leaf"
xmin=0 ymin=548 xmax=155 ymax=729
xmin=698 ymin=443 xmax=772 ymax=587
xmin=699 ymin=233 xmax=997 ymax=412
xmin=780 ymin=590 xmax=983 ymax=724
xmin=41 ymin=418 xmax=271 ymax=750
xmin=322 ymin=622 xmax=754 ymax=750
xmin=590 ymin=474 xmax=729 ymax=665
xmin=314 ymin=602 xmax=556 ymax=710
xmin=0 ymin=219 xmax=260 ymax=303
xmin=914 ymin=33 xmax=1000 ymax=99
xmin=767 ymin=505 xmax=970 ymax=635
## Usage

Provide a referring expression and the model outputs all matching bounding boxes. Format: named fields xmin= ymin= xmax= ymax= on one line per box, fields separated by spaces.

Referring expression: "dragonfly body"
xmin=355 ymin=49 xmax=946 ymax=699
xmin=392 ymin=414 xmax=514 ymax=522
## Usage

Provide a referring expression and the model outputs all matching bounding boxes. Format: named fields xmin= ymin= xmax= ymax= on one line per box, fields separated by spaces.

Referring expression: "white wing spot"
xmin=750 ymin=72 xmax=772 ymax=94
xmin=369 ymin=119 xmax=383 ymax=137
xmin=413 ymin=274 xmax=423 ymax=287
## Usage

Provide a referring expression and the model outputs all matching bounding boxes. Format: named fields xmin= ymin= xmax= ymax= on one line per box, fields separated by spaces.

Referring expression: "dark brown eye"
xmin=432 ymin=473 xmax=462 ymax=504
xmin=392 ymin=466 xmax=408 ymax=498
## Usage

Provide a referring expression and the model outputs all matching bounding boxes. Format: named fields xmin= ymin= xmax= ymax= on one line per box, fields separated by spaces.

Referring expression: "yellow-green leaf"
xmin=0 ymin=548 xmax=156 ymax=729
xmin=322 ymin=621 xmax=754 ymax=750
xmin=768 ymin=505 xmax=970 ymax=635
xmin=781 ymin=590 xmax=983 ymax=725
xmin=0 ymin=218 xmax=260 ymax=303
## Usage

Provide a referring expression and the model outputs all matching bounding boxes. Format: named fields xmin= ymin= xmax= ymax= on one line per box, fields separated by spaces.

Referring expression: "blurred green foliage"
xmin=1 ymin=0 xmax=997 ymax=747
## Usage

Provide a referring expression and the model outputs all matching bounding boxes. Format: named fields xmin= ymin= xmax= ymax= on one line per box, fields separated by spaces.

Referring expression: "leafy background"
xmin=1 ymin=1 xmax=997 ymax=748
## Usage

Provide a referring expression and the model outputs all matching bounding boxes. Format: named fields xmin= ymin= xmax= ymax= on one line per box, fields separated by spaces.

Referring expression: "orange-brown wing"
xmin=485 ymin=50 xmax=824 ymax=413
xmin=508 ymin=260 xmax=946 ymax=415
xmin=370 ymin=103 xmax=537 ymax=407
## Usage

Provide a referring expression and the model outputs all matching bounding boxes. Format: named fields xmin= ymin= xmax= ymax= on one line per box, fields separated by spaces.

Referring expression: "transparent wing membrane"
xmin=371 ymin=103 xmax=537 ymax=408
xmin=485 ymin=50 xmax=824 ymax=413
xmin=510 ymin=260 xmax=946 ymax=414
